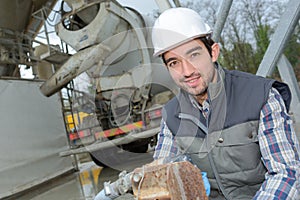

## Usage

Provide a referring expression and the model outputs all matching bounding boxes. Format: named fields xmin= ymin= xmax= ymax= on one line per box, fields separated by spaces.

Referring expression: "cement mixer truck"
xmin=38 ymin=0 xmax=177 ymax=167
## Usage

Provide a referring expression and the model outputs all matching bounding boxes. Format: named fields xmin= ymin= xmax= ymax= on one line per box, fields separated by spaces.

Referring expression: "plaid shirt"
xmin=153 ymin=88 xmax=300 ymax=199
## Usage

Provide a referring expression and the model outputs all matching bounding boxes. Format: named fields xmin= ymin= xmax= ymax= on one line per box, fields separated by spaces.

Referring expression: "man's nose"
xmin=181 ymin=59 xmax=194 ymax=76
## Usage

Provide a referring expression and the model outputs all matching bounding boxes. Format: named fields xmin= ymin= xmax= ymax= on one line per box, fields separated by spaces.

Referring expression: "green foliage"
xmin=255 ymin=24 xmax=271 ymax=64
xmin=219 ymin=42 xmax=258 ymax=74
xmin=283 ymin=31 xmax=300 ymax=80
xmin=284 ymin=32 xmax=300 ymax=67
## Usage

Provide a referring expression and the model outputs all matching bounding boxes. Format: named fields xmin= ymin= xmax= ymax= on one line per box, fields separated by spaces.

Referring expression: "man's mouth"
xmin=185 ymin=76 xmax=200 ymax=87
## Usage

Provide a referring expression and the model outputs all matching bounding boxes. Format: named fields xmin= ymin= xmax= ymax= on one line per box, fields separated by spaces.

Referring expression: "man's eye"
xmin=168 ymin=61 xmax=178 ymax=68
xmin=191 ymin=52 xmax=200 ymax=58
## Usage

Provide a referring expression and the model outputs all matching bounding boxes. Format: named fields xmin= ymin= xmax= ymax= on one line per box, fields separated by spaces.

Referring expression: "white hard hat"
xmin=152 ymin=7 xmax=212 ymax=57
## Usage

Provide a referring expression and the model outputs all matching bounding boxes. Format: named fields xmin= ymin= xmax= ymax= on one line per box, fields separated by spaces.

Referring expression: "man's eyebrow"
xmin=185 ymin=46 xmax=202 ymax=55
xmin=164 ymin=46 xmax=203 ymax=64
xmin=165 ymin=57 xmax=177 ymax=65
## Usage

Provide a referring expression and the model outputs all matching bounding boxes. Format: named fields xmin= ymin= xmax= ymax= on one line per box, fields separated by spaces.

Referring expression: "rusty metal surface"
xmin=131 ymin=161 xmax=208 ymax=200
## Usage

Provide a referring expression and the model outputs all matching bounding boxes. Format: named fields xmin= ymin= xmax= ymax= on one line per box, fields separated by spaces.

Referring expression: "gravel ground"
xmin=115 ymin=193 xmax=135 ymax=200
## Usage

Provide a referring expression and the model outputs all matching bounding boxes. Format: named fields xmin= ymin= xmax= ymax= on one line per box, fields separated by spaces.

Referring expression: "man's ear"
xmin=211 ymin=43 xmax=220 ymax=62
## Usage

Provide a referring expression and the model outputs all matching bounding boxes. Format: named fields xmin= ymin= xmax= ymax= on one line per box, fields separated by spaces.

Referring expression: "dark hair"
xmin=199 ymin=34 xmax=215 ymax=57
xmin=162 ymin=35 xmax=215 ymax=65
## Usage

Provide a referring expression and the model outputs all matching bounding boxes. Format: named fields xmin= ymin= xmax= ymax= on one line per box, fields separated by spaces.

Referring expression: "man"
xmin=94 ymin=7 xmax=300 ymax=200
xmin=151 ymin=7 xmax=300 ymax=200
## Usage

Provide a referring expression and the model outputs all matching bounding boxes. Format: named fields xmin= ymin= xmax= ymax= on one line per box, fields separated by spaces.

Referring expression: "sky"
xmin=116 ymin=0 xmax=159 ymax=14
xmin=115 ymin=0 xmax=194 ymax=14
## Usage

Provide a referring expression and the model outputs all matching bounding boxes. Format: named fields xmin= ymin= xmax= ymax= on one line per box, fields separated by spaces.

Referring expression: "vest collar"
xmin=207 ymin=65 xmax=225 ymax=101
xmin=188 ymin=64 xmax=226 ymax=105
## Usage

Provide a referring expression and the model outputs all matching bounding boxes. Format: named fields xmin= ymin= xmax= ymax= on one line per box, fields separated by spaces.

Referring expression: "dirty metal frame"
xmin=31 ymin=6 xmax=68 ymax=63
xmin=25 ymin=1 xmax=61 ymax=66
xmin=0 ymin=3 xmax=58 ymax=68
xmin=256 ymin=0 xmax=300 ymax=121
xmin=0 ymin=28 xmax=35 ymax=66
xmin=30 ymin=7 xmax=52 ymax=50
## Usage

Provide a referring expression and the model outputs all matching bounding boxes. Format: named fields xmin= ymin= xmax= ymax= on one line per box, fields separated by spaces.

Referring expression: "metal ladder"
xmin=60 ymin=80 xmax=79 ymax=147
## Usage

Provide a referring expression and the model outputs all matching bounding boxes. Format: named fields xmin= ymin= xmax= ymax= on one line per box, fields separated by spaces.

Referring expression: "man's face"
xmin=163 ymin=39 xmax=219 ymax=97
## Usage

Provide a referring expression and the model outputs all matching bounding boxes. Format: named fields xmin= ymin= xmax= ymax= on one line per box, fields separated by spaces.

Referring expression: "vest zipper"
xmin=206 ymin=97 xmax=230 ymax=200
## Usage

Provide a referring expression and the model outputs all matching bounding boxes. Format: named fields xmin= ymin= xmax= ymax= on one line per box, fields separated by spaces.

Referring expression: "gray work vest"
xmin=162 ymin=67 xmax=291 ymax=199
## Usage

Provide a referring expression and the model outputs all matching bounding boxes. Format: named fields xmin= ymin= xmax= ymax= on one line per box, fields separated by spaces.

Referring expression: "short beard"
xmin=182 ymin=82 xmax=208 ymax=97
xmin=195 ymin=87 xmax=208 ymax=97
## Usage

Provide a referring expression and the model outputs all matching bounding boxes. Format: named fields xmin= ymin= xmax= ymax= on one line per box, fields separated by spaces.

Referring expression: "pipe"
xmin=154 ymin=0 xmax=172 ymax=12
xmin=212 ymin=0 xmax=233 ymax=42
xmin=40 ymin=43 xmax=111 ymax=97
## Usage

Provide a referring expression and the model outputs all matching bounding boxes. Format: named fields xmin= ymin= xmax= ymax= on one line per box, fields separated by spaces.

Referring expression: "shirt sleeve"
xmin=253 ymin=87 xmax=300 ymax=200
xmin=153 ymin=120 xmax=180 ymax=160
